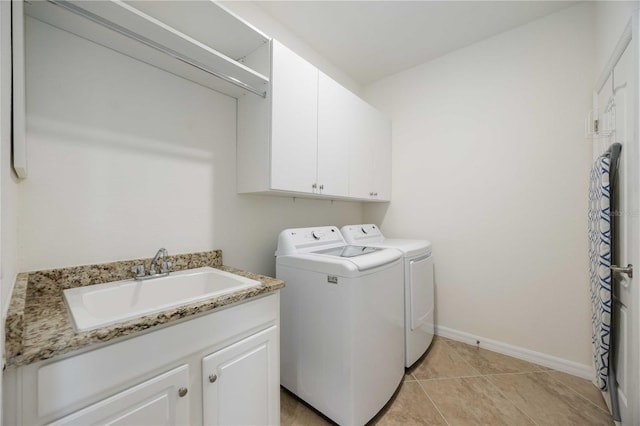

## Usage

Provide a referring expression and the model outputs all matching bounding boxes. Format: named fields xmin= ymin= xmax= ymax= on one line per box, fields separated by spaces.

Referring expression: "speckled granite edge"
xmin=5 ymin=273 xmax=29 ymax=359
xmin=5 ymin=251 xmax=284 ymax=368
xmin=29 ymin=250 xmax=223 ymax=289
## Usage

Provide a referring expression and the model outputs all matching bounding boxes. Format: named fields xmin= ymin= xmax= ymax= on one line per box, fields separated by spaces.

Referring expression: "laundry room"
xmin=0 ymin=1 xmax=637 ymax=425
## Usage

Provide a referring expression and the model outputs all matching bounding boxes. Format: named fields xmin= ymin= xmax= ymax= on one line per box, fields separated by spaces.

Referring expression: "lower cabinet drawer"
xmin=48 ymin=364 xmax=190 ymax=425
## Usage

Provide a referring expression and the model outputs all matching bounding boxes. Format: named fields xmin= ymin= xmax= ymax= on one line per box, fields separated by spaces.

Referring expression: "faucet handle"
xmin=131 ymin=264 xmax=145 ymax=278
xmin=160 ymin=261 xmax=172 ymax=274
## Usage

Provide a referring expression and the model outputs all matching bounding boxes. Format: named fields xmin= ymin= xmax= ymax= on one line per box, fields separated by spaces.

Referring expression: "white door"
xmin=594 ymin=31 xmax=638 ymax=426
xmin=202 ymin=326 xmax=279 ymax=426
xmin=270 ymin=40 xmax=318 ymax=194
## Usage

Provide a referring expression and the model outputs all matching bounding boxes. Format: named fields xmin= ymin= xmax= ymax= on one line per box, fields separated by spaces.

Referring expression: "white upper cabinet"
xmin=317 ymin=72 xmax=352 ymax=198
xmin=349 ymin=100 xmax=392 ymax=201
xmin=237 ymin=39 xmax=391 ymax=202
xmin=270 ymin=41 xmax=319 ymax=193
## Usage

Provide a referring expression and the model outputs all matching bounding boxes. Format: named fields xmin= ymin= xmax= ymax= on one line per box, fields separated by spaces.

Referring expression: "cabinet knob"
xmin=319 ymin=184 xmax=324 ymax=192
xmin=374 ymin=192 xmax=378 ymax=196
xmin=178 ymin=387 xmax=188 ymax=397
xmin=369 ymin=192 xmax=374 ymax=197
xmin=312 ymin=183 xmax=317 ymax=190
xmin=209 ymin=374 xmax=218 ymax=383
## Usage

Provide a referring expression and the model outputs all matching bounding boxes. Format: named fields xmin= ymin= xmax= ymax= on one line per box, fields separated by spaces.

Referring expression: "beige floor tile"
xmin=411 ymin=340 xmax=482 ymax=380
xmin=421 ymin=376 xmax=534 ymax=425
xmin=280 ymin=388 xmax=331 ymax=426
xmin=546 ymin=371 xmax=610 ymax=413
xmin=370 ymin=381 xmax=447 ymax=426
xmin=405 ymin=371 xmax=417 ymax=381
xmin=488 ymin=372 xmax=614 ymax=425
xmin=432 ymin=335 xmax=454 ymax=344
xmin=446 ymin=340 xmax=547 ymax=374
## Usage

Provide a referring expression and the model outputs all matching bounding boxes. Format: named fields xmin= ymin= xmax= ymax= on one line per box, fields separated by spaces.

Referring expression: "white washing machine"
xmin=341 ymin=224 xmax=434 ymax=368
xmin=276 ymin=226 xmax=404 ymax=425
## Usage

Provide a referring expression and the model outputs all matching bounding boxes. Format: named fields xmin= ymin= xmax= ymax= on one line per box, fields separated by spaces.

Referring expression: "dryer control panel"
xmin=341 ymin=224 xmax=384 ymax=244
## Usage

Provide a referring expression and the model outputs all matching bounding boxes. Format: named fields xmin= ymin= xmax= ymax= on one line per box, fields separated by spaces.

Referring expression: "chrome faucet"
xmin=150 ymin=248 xmax=169 ymax=274
xmin=131 ymin=248 xmax=172 ymax=280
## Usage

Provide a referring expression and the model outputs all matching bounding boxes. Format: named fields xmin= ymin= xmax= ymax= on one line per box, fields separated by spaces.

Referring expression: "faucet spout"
xmin=150 ymin=248 xmax=168 ymax=274
xmin=131 ymin=248 xmax=172 ymax=280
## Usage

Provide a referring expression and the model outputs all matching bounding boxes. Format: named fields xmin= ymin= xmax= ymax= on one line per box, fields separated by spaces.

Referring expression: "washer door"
xmin=409 ymin=255 xmax=434 ymax=330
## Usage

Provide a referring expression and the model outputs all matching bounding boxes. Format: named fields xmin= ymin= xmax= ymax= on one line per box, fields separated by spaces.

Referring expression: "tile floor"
xmin=280 ymin=336 xmax=614 ymax=425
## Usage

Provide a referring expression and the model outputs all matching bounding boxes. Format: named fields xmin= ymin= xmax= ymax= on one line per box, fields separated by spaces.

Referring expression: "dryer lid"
xmin=370 ymin=239 xmax=432 ymax=258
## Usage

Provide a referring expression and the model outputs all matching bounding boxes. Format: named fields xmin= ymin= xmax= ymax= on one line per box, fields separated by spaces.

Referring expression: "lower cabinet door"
xmin=48 ymin=364 xmax=190 ymax=426
xmin=202 ymin=326 xmax=279 ymax=426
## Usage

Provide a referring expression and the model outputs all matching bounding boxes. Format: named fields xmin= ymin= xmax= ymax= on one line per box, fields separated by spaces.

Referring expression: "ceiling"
xmin=255 ymin=1 xmax=578 ymax=85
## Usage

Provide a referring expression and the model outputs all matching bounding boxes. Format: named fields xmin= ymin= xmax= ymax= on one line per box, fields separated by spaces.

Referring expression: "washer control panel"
xmin=276 ymin=226 xmax=346 ymax=255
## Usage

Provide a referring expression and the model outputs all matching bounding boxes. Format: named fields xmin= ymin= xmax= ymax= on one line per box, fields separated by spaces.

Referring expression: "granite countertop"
xmin=5 ymin=250 xmax=284 ymax=368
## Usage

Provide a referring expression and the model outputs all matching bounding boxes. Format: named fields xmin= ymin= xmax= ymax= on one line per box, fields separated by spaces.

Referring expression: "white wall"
xmin=220 ymin=1 xmax=362 ymax=96
xmin=363 ymin=3 xmax=596 ymax=366
xmin=20 ymin=18 xmax=362 ymax=276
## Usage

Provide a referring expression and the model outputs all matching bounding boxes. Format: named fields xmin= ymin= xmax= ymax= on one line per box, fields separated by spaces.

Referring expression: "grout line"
xmin=542 ymin=372 xmax=613 ymax=416
xmin=416 ymin=374 xmax=486 ymax=381
xmin=441 ymin=339 xmax=485 ymax=377
xmin=415 ymin=379 xmax=451 ymax=426
xmin=480 ymin=369 xmax=556 ymax=377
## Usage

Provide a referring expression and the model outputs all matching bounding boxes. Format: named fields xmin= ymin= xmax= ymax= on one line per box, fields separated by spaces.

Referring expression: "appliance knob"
xmin=312 ymin=231 xmax=321 ymax=240
xmin=361 ymin=227 xmax=368 ymax=234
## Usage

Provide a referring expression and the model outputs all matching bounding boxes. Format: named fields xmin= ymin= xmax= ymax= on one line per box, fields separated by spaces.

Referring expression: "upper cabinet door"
xmin=348 ymin=99 xmax=391 ymax=201
xmin=368 ymin=105 xmax=392 ymax=201
xmin=348 ymin=97 xmax=375 ymax=199
xmin=317 ymin=72 xmax=352 ymax=197
xmin=270 ymin=41 xmax=318 ymax=193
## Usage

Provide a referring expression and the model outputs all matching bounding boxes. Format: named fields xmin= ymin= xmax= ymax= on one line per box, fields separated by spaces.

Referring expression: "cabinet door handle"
xmin=374 ymin=192 xmax=378 ymax=196
xmin=312 ymin=183 xmax=317 ymax=192
xmin=369 ymin=192 xmax=374 ymax=196
xmin=178 ymin=387 xmax=188 ymax=397
xmin=209 ymin=374 xmax=218 ymax=383
xmin=319 ymin=184 xmax=324 ymax=193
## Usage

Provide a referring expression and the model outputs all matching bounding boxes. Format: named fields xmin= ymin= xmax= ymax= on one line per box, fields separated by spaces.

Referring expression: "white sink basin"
xmin=63 ymin=267 xmax=261 ymax=332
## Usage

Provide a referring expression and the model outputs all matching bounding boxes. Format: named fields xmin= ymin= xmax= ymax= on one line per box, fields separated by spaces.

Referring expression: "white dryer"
xmin=276 ymin=226 xmax=404 ymax=425
xmin=341 ymin=224 xmax=434 ymax=367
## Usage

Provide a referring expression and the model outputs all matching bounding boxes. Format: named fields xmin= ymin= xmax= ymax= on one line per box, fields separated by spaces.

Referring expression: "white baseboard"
xmin=435 ymin=325 xmax=594 ymax=380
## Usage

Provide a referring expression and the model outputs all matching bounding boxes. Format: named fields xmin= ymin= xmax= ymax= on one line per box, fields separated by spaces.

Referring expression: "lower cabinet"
xmin=50 ymin=365 xmax=190 ymax=426
xmin=202 ymin=326 xmax=278 ymax=425
xmin=4 ymin=293 xmax=280 ymax=426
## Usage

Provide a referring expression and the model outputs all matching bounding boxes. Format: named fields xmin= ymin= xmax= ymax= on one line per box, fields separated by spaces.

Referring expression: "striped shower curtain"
xmin=588 ymin=154 xmax=612 ymax=391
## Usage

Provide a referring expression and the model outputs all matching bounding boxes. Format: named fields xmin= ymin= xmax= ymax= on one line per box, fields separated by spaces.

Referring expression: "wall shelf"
xmin=24 ymin=0 xmax=270 ymax=98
